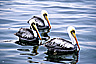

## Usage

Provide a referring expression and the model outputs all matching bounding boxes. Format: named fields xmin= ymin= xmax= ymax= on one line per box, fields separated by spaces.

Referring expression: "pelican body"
xmin=45 ymin=26 xmax=80 ymax=52
xmin=27 ymin=10 xmax=51 ymax=32
xmin=14 ymin=19 xmax=42 ymax=42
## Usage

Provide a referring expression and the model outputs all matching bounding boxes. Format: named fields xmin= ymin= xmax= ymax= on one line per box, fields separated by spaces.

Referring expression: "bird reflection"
xmin=40 ymin=32 xmax=50 ymax=41
xmin=17 ymin=45 xmax=39 ymax=56
xmin=39 ymin=28 xmax=50 ymax=33
xmin=15 ymin=40 xmax=39 ymax=55
xmin=15 ymin=40 xmax=40 ymax=63
xmin=15 ymin=40 xmax=39 ymax=46
xmin=31 ymin=45 xmax=39 ymax=55
xmin=45 ymin=50 xmax=79 ymax=64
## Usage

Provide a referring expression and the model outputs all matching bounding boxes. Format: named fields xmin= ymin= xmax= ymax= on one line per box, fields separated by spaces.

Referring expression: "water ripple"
xmin=0 ymin=0 xmax=96 ymax=64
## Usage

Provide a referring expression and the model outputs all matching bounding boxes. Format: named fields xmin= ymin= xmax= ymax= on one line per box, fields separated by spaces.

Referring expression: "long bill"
xmin=72 ymin=32 xmax=80 ymax=50
xmin=45 ymin=16 xmax=51 ymax=29
xmin=33 ymin=24 xmax=42 ymax=40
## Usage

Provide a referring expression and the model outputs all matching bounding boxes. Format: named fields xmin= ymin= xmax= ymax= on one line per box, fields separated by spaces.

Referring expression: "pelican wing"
xmin=45 ymin=38 xmax=74 ymax=49
xmin=15 ymin=28 xmax=35 ymax=39
xmin=33 ymin=16 xmax=45 ymax=27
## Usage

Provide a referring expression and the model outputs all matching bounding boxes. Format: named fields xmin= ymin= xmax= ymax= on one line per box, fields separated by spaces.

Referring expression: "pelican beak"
xmin=72 ymin=32 xmax=80 ymax=50
xmin=33 ymin=24 xmax=42 ymax=40
xmin=44 ymin=16 xmax=51 ymax=29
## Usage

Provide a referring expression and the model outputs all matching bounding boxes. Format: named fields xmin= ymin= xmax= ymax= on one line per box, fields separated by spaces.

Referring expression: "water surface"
xmin=0 ymin=0 xmax=96 ymax=64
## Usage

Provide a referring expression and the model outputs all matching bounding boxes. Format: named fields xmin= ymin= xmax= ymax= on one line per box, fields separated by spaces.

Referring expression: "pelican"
xmin=45 ymin=26 xmax=80 ymax=52
xmin=14 ymin=19 xmax=42 ymax=42
xmin=27 ymin=10 xmax=51 ymax=30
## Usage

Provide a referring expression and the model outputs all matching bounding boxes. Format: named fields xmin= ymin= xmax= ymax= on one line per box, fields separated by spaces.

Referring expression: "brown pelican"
xmin=45 ymin=26 xmax=80 ymax=52
xmin=14 ymin=19 xmax=42 ymax=42
xmin=27 ymin=10 xmax=51 ymax=30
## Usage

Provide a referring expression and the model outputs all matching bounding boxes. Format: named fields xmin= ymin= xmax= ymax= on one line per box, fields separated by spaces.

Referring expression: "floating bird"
xmin=14 ymin=19 xmax=42 ymax=42
xmin=45 ymin=26 xmax=80 ymax=52
xmin=27 ymin=10 xmax=51 ymax=30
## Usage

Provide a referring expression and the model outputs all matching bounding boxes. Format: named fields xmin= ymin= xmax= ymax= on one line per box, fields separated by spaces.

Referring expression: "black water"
xmin=0 ymin=0 xmax=96 ymax=64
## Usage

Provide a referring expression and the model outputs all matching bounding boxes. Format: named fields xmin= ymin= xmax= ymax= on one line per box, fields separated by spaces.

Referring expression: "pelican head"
xmin=67 ymin=26 xmax=80 ymax=50
xmin=41 ymin=10 xmax=51 ymax=29
xmin=27 ymin=17 xmax=36 ymax=26
xmin=29 ymin=19 xmax=42 ymax=40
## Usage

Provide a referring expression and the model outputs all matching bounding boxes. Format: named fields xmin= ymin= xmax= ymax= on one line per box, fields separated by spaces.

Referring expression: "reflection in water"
xmin=17 ymin=43 xmax=40 ymax=63
xmin=45 ymin=50 xmax=79 ymax=64
xmin=28 ymin=60 xmax=39 ymax=63
xmin=17 ymin=45 xmax=39 ymax=56
xmin=41 ymin=32 xmax=50 ymax=41
xmin=15 ymin=40 xmax=39 ymax=46
xmin=39 ymin=29 xmax=51 ymax=46
xmin=18 ymin=46 xmax=40 ymax=63
xmin=15 ymin=39 xmax=40 ymax=63
xmin=39 ymin=28 xmax=50 ymax=33
xmin=32 ymin=45 xmax=39 ymax=55
xmin=15 ymin=39 xmax=40 ymax=55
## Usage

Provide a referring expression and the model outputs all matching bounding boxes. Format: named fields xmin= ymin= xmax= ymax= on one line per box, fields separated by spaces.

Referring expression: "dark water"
xmin=0 ymin=0 xmax=96 ymax=64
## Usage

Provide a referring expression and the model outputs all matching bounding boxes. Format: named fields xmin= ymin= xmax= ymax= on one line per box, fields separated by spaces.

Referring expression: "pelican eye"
xmin=43 ymin=13 xmax=47 ymax=16
xmin=31 ymin=22 xmax=36 ymax=30
xmin=71 ymin=30 xmax=75 ymax=34
xmin=31 ymin=22 xmax=35 ymax=26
